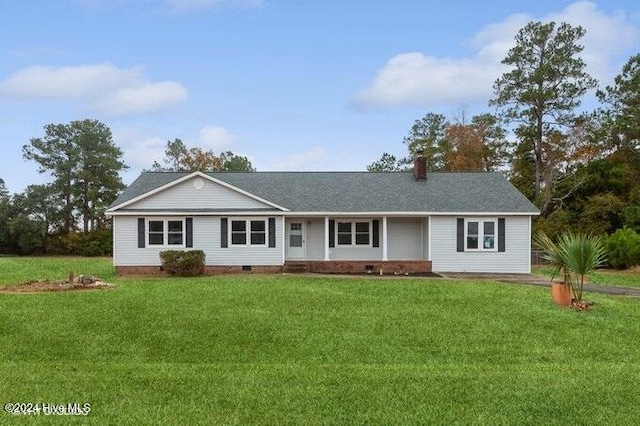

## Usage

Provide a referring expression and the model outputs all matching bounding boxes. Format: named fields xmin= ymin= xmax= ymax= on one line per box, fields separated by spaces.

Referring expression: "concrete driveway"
xmin=439 ymin=272 xmax=640 ymax=297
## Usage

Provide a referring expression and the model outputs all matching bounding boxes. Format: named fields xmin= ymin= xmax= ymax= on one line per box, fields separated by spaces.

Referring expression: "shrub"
xmin=48 ymin=230 xmax=113 ymax=256
xmin=623 ymin=205 xmax=640 ymax=233
xmin=160 ymin=250 xmax=206 ymax=276
xmin=605 ymin=228 xmax=640 ymax=269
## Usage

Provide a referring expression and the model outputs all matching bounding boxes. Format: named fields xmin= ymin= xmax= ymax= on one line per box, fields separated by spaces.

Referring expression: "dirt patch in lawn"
xmin=0 ymin=274 xmax=115 ymax=294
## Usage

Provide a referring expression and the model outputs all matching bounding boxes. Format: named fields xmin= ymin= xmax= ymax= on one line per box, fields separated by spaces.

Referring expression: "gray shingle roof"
xmin=109 ymin=171 xmax=539 ymax=214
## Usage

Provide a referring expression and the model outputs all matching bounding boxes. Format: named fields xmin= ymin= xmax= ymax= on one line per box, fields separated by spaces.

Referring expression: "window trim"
xmin=229 ymin=218 xmax=268 ymax=247
xmin=464 ymin=218 xmax=498 ymax=252
xmin=335 ymin=220 xmax=372 ymax=247
xmin=146 ymin=218 xmax=186 ymax=248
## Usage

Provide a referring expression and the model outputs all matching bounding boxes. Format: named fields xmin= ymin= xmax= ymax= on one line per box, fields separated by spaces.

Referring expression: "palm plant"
xmin=535 ymin=232 xmax=607 ymax=302
xmin=560 ymin=233 xmax=607 ymax=302
xmin=534 ymin=232 xmax=571 ymax=285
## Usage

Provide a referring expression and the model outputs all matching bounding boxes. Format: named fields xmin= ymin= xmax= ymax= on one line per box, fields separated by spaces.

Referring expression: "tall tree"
xmin=12 ymin=184 xmax=64 ymax=235
xmin=220 ymin=151 xmax=255 ymax=172
xmin=598 ymin=54 xmax=640 ymax=152
xmin=74 ymin=120 xmax=127 ymax=231
xmin=182 ymin=147 xmax=224 ymax=171
xmin=490 ymin=21 xmax=597 ymax=206
xmin=443 ymin=124 xmax=485 ymax=171
xmin=23 ymin=120 xmax=127 ymax=233
xmin=0 ymin=178 xmax=8 ymax=200
xmin=152 ymin=140 xmax=256 ymax=172
xmin=23 ymin=123 xmax=77 ymax=231
xmin=368 ymin=112 xmax=510 ymax=173
xmin=367 ymin=153 xmax=402 ymax=172
xmin=401 ymin=112 xmax=450 ymax=170
xmin=471 ymin=113 xmax=512 ymax=171
xmin=151 ymin=138 xmax=188 ymax=171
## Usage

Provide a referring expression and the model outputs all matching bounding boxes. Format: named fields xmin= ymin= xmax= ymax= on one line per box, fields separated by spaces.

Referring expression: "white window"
xmin=337 ymin=222 xmax=352 ymax=245
xmin=148 ymin=219 xmax=184 ymax=246
xmin=336 ymin=220 xmax=371 ymax=246
xmin=231 ymin=220 xmax=247 ymax=245
xmin=465 ymin=219 xmax=497 ymax=251
xmin=230 ymin=219 xmax=267 ymax=246
xmin=251 ymin=220 xmax=266 ymax=245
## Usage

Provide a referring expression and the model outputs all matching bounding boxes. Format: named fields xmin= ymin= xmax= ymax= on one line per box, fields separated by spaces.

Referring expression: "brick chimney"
xmin=413 ymin=151 xmax=427 ymax=180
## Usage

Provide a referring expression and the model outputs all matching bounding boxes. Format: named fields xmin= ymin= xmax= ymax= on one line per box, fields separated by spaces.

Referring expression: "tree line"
xmin=2 ymin=19 xmax=639 ymax=261
xmin=368 ymin=21 xmax=640 ymax=244
xmin=0 ymin=121 xmax=254 ymax=255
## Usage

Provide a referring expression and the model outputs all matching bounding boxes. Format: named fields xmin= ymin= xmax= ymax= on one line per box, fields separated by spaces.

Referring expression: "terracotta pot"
xmin=551 ymin=282 xmax=573 ymax=306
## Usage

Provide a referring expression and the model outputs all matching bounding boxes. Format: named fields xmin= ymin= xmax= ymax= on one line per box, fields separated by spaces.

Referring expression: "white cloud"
xmin=198 ymin=125 xmax=237 ymax=150
xmin=353 ymin=52 xmax=505 ymax=108
xmin=270 ymin=146 xmax=329 ymax=171
xmin=95 ymin=81 xmax=187 ymax=116
xmin=112 ymin=127 xmax=167 ymax=171
xmin=354 ymin=1 xmax=639 ymax=109
xmin=0 ymin=63 xmax=187 ymax=116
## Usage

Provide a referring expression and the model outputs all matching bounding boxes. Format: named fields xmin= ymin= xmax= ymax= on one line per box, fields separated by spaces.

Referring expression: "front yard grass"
xmin=1 ymin=257 xmax=640 ymax=424
xmin=533 ymin=264 xmax=640 ymax=288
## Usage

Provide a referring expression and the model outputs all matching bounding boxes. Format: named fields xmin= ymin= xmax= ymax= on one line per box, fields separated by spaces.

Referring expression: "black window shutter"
xmin=186 ymin=217 xmax=193 ymax=248
xmin=268 ymin=217 xmax=276 ymax=248
xmin=372 ymin=220 xmax=380 ymax=247
xmin=329 ymin=220 xmax=335 ymax=248
xmin=221 ymin=218 xmax=228 ymax=248
xmin=498 ymin=218 xmax=506 ymax=252
xmin=456 ymin=218 xmax=464 ymax=252
xmin=138 ymin=218 xmax=145 ymax=248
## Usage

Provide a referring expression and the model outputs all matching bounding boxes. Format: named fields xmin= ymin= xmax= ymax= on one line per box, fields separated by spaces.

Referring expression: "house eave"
xmin=107 ymin=210 xmax=539 ymax=217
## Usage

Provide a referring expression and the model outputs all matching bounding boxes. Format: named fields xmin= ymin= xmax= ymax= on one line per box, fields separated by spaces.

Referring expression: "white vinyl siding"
xmin=113 ymin=216 xmax=283 ymax=266
xmin=430 ymin=216 xmax=531 ymax=273
xmin=124 ymin=176 xmax=272 ymax=210
xmin=387 ymin=218 xmax=422 ymax=260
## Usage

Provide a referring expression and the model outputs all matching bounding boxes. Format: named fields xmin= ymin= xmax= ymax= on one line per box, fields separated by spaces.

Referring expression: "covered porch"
xmin=283 ymin=216 xmax=431 ymax=274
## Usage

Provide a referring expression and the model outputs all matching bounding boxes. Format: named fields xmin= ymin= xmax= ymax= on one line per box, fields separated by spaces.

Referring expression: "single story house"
xmin=106 ymin=156 xmax=539 ymax=275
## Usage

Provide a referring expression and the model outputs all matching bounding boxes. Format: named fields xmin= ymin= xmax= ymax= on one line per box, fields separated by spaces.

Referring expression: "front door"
xmin=287 ymin=221 xmax=306 ymax=260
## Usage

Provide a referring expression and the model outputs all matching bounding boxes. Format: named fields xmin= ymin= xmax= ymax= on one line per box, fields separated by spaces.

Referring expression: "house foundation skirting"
xmin=288 ymin=260 xmax=432 ymax=274
xmin=116 ymin=265 xmax=283 ymax=276
xmin=116 ymin=261 xmax=431 ymax=276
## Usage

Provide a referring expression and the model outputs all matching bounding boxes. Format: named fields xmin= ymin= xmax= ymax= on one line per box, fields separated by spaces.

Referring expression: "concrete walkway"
xmin=439 ymin=273 xmax=640 ymax=297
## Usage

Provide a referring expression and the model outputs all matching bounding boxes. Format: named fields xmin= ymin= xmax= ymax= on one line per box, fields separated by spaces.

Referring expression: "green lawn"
xmin=1 ymin=258 xmax=640 ymax=424
xmin=533 ymin=265 xmax=640 ymax=288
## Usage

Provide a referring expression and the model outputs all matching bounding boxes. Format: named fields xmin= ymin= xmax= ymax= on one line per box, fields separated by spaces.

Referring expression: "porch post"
xmin=281 ymin=216 xmax=286 ymax=264
xmin=382 ymin=216 xmax=388 ymax=261
xmin=324 ymin=216 xmax=330 ymax=261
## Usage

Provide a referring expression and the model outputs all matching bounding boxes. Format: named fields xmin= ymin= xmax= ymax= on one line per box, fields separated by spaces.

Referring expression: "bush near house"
xmin=160 ymin=250 xmax=206 ymax=276
xmin=605 ymin=228 xmax=640 ymax=269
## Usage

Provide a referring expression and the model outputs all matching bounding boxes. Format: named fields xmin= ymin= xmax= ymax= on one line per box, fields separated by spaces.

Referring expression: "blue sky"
xmin=1 ymin=0 xmax=639 ymax=193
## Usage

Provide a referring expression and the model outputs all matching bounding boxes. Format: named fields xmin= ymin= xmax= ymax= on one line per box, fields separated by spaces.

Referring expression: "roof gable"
xmin=108 ymin=171 xmax=287 ymax=212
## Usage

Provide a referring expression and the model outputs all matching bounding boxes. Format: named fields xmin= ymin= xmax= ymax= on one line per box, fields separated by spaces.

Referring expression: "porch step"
xmin=283 ymin=262 xmax=308 ymax=273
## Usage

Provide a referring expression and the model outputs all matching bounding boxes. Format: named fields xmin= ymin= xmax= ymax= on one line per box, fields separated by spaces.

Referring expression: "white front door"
xmin=287 ymin=221 xmax=306 ymax=260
